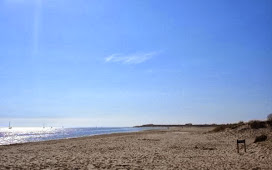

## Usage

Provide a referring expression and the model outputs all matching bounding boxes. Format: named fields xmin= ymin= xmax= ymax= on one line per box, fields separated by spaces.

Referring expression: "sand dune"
xmin=0 ymin=127 xmax=271 ymax=169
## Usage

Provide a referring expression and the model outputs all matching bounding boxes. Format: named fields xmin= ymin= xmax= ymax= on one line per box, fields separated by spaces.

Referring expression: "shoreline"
xmin=0 ymin=126 xmax=271 ymax=169
xmin=0 ymin=128 xmax=164 ymax=147
xmin=0 ymin=127 xmax=158 ymax=146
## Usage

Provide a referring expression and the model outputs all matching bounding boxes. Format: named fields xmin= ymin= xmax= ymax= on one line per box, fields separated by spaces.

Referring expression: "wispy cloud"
xmin=105 ymin=51 xmax=158 ymax=64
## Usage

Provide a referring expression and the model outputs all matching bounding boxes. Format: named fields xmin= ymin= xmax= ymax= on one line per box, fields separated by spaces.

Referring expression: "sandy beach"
xmin=0 ymin=126 xmax=271 ymax=169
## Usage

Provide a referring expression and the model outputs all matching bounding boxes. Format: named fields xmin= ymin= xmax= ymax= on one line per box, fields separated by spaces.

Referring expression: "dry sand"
xmin=0 ymin=126 xmax=271 ymax=169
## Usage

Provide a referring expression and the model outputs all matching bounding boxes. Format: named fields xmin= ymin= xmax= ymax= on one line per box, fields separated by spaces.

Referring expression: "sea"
xmin=0 ymin=127 xmax=152 ymax=145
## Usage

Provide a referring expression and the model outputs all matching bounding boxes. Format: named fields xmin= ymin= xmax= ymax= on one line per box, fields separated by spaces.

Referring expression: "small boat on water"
xmin=8 ymin=121 xmax=12 ymax=129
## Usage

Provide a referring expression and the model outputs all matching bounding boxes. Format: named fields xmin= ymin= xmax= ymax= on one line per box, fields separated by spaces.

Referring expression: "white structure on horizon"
xmin=8 ymin=121 xmax=12 ymax=129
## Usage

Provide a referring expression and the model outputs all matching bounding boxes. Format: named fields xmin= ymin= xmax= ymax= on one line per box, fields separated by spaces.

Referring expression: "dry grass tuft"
xmin=249 ymin=121 xmax=267 ymax=129
xmin=211 ymin=121 xmax=245 ymax=132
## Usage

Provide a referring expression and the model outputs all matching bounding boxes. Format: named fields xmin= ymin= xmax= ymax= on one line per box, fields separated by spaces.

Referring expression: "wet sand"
xmin=0 ymin=127 xmax=271 ymax=169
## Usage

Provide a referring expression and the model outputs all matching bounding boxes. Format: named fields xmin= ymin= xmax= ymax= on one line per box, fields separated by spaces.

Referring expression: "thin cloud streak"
xmin=105 ymin=52 xmax=158 ymax=64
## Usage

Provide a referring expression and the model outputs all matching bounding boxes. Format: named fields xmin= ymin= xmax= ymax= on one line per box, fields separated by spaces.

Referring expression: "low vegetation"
xmin=211 ymin=116 xmax=272 ymax=132
xmin=267 ymin=120 xmax=272 ymax=127
xmin=267 ymin=113 xmax=272 ymax=121
xmin=249 ymin=120 xmax=267 ymax=129
xmin=211 ymin=121 xmax=245 ymax=132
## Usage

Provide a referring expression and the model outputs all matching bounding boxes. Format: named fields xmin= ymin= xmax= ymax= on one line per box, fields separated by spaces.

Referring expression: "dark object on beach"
xmin=254 ymin=135 xmax=267 ymax=143
xmin=249 ymin=121 xmax=266 ymax=129
xmin=237 ymin=139 xmax=246 ymax=153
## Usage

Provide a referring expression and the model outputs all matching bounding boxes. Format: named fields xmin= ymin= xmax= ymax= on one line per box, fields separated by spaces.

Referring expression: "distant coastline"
xmin=134 ymin=123 xmax=217 ymax=128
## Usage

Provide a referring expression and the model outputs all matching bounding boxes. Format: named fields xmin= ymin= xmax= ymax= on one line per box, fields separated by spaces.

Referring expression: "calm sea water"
xmin=0 ymin=127 xmax=151 ymax=145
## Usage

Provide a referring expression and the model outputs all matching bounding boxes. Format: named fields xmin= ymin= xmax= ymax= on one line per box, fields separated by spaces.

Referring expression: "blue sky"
xmin=0 ymin=0 xmax=271 ymax=127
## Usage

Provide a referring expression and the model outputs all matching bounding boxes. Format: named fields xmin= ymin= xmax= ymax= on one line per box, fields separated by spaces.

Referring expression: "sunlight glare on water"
xmin=0 ymin=127 xmax=149 ymax=145
xmin=0 ymin=127 xmax=59 ymax=145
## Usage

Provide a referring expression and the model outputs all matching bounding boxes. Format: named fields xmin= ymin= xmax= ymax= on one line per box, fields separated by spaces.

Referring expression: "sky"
xmin=0 ymin=0 xmax=271 ymax=127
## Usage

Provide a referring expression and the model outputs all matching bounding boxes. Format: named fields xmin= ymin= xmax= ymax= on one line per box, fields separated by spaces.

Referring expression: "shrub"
xmin=212 ymin=125 xmax=226 ymax=132
xmin=211 ymin=122 xmax=246 ymax=132
xmin=229 ymin=123 xmax=240 ymax=129
xmin=267 ymin=120 xmax=272 ymax=127
xmin=267 ymin=113 xmax=272 ymax=121
xmin=254 ymin=135 xmax=267 ymax=143
xmin=249 ymin=120 xmax=266 ymax=129
xmin=238 ymin=121 xmax=244 ymax=125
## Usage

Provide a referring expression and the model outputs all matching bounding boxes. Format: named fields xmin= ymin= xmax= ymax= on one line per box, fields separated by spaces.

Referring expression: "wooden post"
xmin=244 ymin=141 xmax=246 ymax=152
xmin=237 ymin=140 xmax=239 ymax=153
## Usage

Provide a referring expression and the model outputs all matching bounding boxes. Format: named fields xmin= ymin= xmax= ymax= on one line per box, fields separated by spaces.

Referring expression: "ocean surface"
xmin=0 ymin=127 xmax=152 ymax=145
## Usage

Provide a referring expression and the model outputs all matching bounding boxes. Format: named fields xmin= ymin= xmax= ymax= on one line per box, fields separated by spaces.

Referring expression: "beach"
xmin=0 ymin=127 xmax=271 ymax=169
